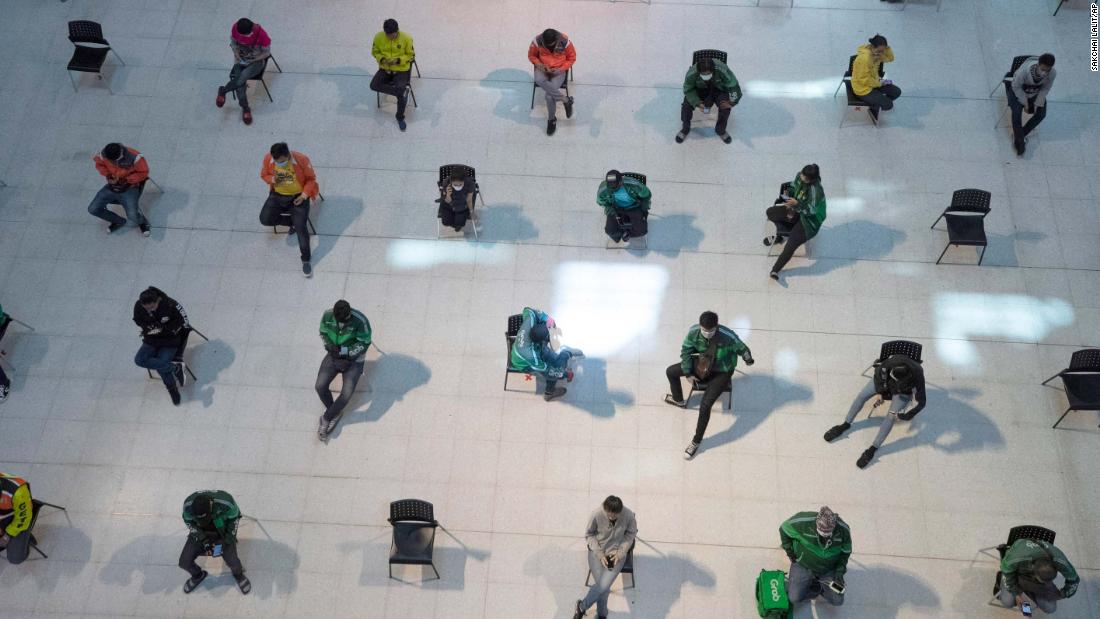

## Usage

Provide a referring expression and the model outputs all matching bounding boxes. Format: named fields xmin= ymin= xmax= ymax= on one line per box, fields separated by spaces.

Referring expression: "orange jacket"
xmin=93 ymin=147 xmax=149 ymax=186
xmin=528 ymin=33 xmax=576 ymax=72
xmin=260 ymin=151 xmax=319 ymax=198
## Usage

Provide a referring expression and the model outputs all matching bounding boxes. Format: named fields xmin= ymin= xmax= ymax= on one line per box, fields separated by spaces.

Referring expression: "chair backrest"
xmin=439 ymin=164 xmax=476 ymax=185
xmin=1006 ymin=55 xmax=1037 ymax=78
xmin=1006 ymin=525 xmax=1056 ymax=547
xmin=878 ymin=340 xmax=923 ymax=363
xmin=947 ymin=189 xmax=991 ymax=215
xmin=691 ymin=49 xmax=728 ymax=66
xmin=389 ymin=499 xmax=436 ymax=524
xmin=622 ymin=172 xmax=646 ymax=186
xmin=1068 ymin=349 xmax=1100 ymax=372
xmin=506 ymin=313 xmax=523 ymax=359
xmin=845 ymin=54 xmax=856 ymax=77
xmin=68 ymin=20 xmax=109 ymax=46
xmin=779 ymin=182 xmax=791 ymax=195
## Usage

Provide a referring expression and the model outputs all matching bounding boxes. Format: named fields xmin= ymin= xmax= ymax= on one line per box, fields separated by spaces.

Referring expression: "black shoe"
xmin=564 ymin=96 xmax=574 ymax=119
xmin=664 ymin=394 xmax=687 ymax=408
xmin=398 ymin=119 xmax=407 ymax=132
xmin=318 ymin=415 xmax=338 ymax=440
xmin=139 ymin=223 xmax=151 ymax=237
xmin=302 ymin=261 xmax=312 ymax=278
xmin=107 ymin=221 xmax=126 ymax=233
xmin=717 ymin=131 xmax=732 ymax=144
xmin=573 ymin=600 xmax=585 ymax=619
xmin=0 ymin=384 xmax=9 ymax=402
xmin=769 ymin=271 xmax=779 ymax=281
xmin=168 ymin=387 xmax=181 ymax=406
xmin=824 ymin=422 xmax=850 ymax=442
xmin=183 ymin=570 xmax=207 ymax=594
xmin=621 ymin=232 xmax=630 ymax=243
xmin=683 ymin=440 xmax=700 ymax=460
xmin=235 ymin=574 xmax=251 ymax=595
xmin=764 ymin=235 xmax=784 ymax=246
xmin=675 ymin=130 xmax=688 ymax=143
xmin=547 ymin=119 xmax=557 ymax=136
xmin=1014 ymin=138 xmax=1026 ymax=156
xmin=287 ymin=226 xmax=296 ymax=235
xmin=544 ymin=386 xmax=567 ymax=401
xmin=857 ymin=446 xmax=877 ymax=469
xmin=173 ymin=363 xmax=185 ymax=388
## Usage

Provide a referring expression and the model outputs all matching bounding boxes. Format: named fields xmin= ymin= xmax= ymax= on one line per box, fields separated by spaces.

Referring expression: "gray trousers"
xmin=997 ymin=580 xmax=1059 ymax=614
xmin=581 ymin=549 xmax=626 ymax=617
xmin=844 ymin=379 xmax=911 ymax=448
xmin=222 ymin=60 xmax=265 ymax=110
xmin=788 ymin=561 xmax=844 ymax=606
xmin=534 ymin=68 xmax=568 ymax=120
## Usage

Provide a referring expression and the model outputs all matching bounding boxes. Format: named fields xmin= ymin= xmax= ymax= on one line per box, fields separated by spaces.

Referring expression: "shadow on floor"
xmin=562 ymin=357 xmax=634 ymax=418
xmin=645 ymin=212 xmax=706 ymax=257
xmin=480 ymin=69 xmax=539 ymax=125
xmin=305 ymin=194 xmax=365 ymax=268
xmin=478 ymin=203 xmax=540 ymax=242
xmin=702 ymin=373 xmax=815 ymax=452
xmin=190 ymin=338 xmax=236 ymax=409
xmin=778 ymin=220 xmax=905 ymax=282
xmin=327 ymin=352 xmax=431 ymax=438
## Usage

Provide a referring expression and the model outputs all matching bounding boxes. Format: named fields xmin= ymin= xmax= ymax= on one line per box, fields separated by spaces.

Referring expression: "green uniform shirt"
xmin=787 ymin=174 xmax=826 ymax=240
xmin=596 ymin=178 xmax=652 ymax=216
xmin=319 ymin=309 xmax=372 ymax=360
xmin=779 ymin=511 xmax=852 ymax=578
xmin=683 ymin=59 xmax=743 ymax=108
xmin=679 ymin=324 xmax=751 ymax=375
xmin=1001 ymin=539 xmax=1079 ymax=597
xmin=182 ymin=490 xmax=241 ymax=545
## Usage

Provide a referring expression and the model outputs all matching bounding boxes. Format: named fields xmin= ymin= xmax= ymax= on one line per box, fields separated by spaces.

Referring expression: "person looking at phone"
xmin=573 ymin=496 xmax=637 ymax=619
xmin=764 ymin=164 xmax=826 ymax=280
xmin=851 ymin=34 xmax=900 ymax=122
xmin=997 ymin=538 xmax=1079 ymax=614
xmin=510 ymin=306 xmax=583 ymax=401
xmin=87 ymin=142 xmax=151 ymax=236
xmin=779 ymin=506 xmax=851 ymax=607
xmin=179 ymin=490 xmax=250 ymax=595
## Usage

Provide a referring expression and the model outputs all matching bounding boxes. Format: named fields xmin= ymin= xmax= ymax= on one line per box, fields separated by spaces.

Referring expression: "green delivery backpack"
xmin=755 ymin=569 xmax=792 ymax=618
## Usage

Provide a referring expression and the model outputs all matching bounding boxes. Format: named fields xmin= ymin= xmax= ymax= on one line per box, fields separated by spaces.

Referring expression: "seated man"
xmin=573 ymin=496 xmax=638 ymax=619
xmin=0 ymin=472 xmax=33 ymax=564
xmin=665 ymin=311 xmax=753 ymax=460
xmin=259 ymin=142 xmax=319 ymax=277
xmin=132 ymin=287 xmax=189 ymax=406
xmin=780 ymin=507 xmax=851 ymax=607
xmin=597 ymin=170 xmax=651 ymax=244
xmin=87 ymin=143 xmax=151 ymax=236
xmin=214 ymin=18 xmax=272 ymax=126
xmin=438 ymin=173 xmax=474 ymax=232
xmin=852 ymin=34 xmax=900 ymax=122
xmin=370 ymin=18 xmax=415 ymax=132
xmin=998 ymin=537 xmax=1079 ymax=614
xmin=765 ymin=164 xmax=826 ymax=280
xmin=823 ymin=352 xmax=926 ymax=468
xmin=180 ymin=490 xmax=250 ymax=595
xmin=316 ymin=300 xmax=372 ymax=440
xmin=510 ymin=307 xmax=581 ymax=401
xmin=0 ymin=303 xmax=10 ymax=402
xmin=1009 ymin=53 xmax=1056 ymax=156
xmin=528 ymin=28 xmax=576 ymax=136
xmin=677 ymin=57 xmax=742 ymax=144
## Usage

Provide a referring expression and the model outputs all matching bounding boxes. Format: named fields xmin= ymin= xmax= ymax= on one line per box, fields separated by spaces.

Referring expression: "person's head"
xmin=889 ymin=363 xmax=912 ymax=382
xmin=530 ymin=322 xmax=550 ymax=343
xmin=868 ymin=34 xmax=888 ymax=55
xmin=602 ymin=495 xmax=624 ymax=520
xmin=102 ymin=142 xmax=124 ymax=163
xmin=815 ymin=506 xmax=837 ymax=538
xmin=139 ymin=288 xmax=160 ymax=312
xmin=1037 ymin=53 xmax=1056 ymax=75
xmin=450 ymin=175 xmax=468 ymax=192
xmin=541 ymin=28 xmax=559 ymax=48
xmin=696 ymin=57 xmax=714 ymax=81
xmin=800 ymin=163 xmax=820 ymax=185
xmin=189 ymin=495 xmax=214 ymax=526
xmin=605 ymin=170 xmax=623 ymax=190
xmin=699 ymin=311 xmax=719 ymax=339
xmin=333 ymin=299 xmax=352 ymax=324
xmin=1033 ymin=557 xmax=1057 ymax=582
xmin=270 ymin=142 xmax=291 ymax=165
xmin=236 ymin=18 xmax=254 ymax=36
xmin=383 ymin=18 xmax=399 ymax=39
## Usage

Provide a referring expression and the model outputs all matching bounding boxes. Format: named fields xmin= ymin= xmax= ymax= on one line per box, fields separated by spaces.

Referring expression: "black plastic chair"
xmin=608 ymin=172 xmax=648 ymax=249
xmin=67 ymin=20 xmax=125 ymax=92
xmin=1042 ymin=349 xmax=1100 ymax=429
xmin=839 ymin=55 xmax=885 ymax=128
xmin=990 ymin=526 xmax=1056 ymax=600
xmin=992 ymin=55 xmax=1038 ymax=129
xmin=145 ymin=327 xmax=209 ymax=384
xmin=585 ymin=541 xmax=636 ymax=590
xmin=932 ymin=189 xmax=991 ymax=266
xmin=530 ymin=67 xmax=573 ymax=110
xmin=503 ymin=314 xmax=531 ymax=390
xmin=230 ymin=56 xmax=279 ymax=104
xmin=691 ymin=49 xmax=728 ymax=66
xmin=862 ymin=339 xmax=922 ymax=374
xmin=436 ymin=164 xmax=486 ymax=240
xmin=388 ymin=499 xmax=440 ymax=581
xmin=0 ymin=498 xmax=68 ymax=562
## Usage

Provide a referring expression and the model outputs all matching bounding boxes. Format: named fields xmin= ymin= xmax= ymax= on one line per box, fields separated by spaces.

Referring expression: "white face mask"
xmin=700 ymin=327 xmax=717 ymax=339
xmin=275 ymin=159 xmax=290 ymax=167
xmin=451 ymin=183 xmax=464 ymax=191
xmin=700 ymin=73 xmax=713 ymax=81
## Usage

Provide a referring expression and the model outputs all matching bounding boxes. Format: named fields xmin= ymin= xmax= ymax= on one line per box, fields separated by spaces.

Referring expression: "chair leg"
xmin=30 ymin=542 xmax=48 ymax=560
xmin=307 ymin=216 xmax=317 ymax=235
xmin=413 ymin=59 xmax=421 ymax=78
xmin=994 ymin=105 xmax=1010 ymax=130
xmin=625 ymin=571 xmax=635 ymax=589
xmin=930 ymin=213 xmax=945 ymax=229
xmin=530 ymin=83 xmax=537 ymax=110
xmin=261 ymin=79 xmax=273 ymax=103
xmin=270 ymin=56 xmax=283 ymax=72
xmin=110 ymin=48 xmax=126 ymax=66
xmin=429 ymin=563 xmax=440 ymax=581
xmin=1053 ymin=0 xmax=1065 ymax=16
xmin=410 ymin=88 xmax=417 ymax=108
xmin=1052 ymin=407 xmax=1071 ymax=429
xmin=67 ymin=71 xmax=78 ymax=92
xmin=190 ymin=328 xmax=210 ymax=342
xmin=148 ymin=178 xmax=164 ymax=193
xmin=503 ymin=371 xmax=509 ymax=391
xmin=725 ymin=389 xmax=732 ymax=410
xmin=585 ymin=571 xmax=594 ymax=586
xmin=36 ymin=501 xmax=66 ymax=511
xmin=388 ymin=564 xmax=394 ymax=580
xmin=935 ymin=244 xmax=951 ymax=265
xmin=1040 ymin=372 xmax=1061 ymax=386
xmin=978 ymin=246 xmax=987 ymax=266
xmin=184 ymin=364 xmax=197 ymax=382
xmin=10 ymin=318 xmax=36 ymax=331
xmin=833 ymin=80 xmax=843 ymax=98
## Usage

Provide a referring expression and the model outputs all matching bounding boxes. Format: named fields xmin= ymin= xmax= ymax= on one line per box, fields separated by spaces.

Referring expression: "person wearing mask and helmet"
xmin=596 ymin=170 xmax=651 ymax=244
xmin=179 ymin=490 xmax=249 ymax=595
xmin=780 ymin=506 xmax=852 ymax=607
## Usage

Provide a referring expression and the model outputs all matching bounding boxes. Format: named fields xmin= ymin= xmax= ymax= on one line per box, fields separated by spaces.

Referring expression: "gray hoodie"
xmin=1011 ymin=60 xmax=1056 ymax=107
xmin=585 ymin=507 xmax=637 ymax=558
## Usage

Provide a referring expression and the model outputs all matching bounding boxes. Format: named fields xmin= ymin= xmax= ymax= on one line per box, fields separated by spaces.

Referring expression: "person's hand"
xmin=881 ymin=79 xmax=892 ymax=86
xmin=744 ymin=355 xmax=754 ymax=366
xmin=596 ymin=550 xmax=608 ymax=566
xmin=785 ymin=551 xmax=797 ymax=563
xmin=784 ymin=198 xmax=798 ymax=207
xmin=718 ymin=100 xmax=733 ymax=110
xmin=697 ymin=103 xmax=705 ymax=112
xmin=605 ymin=551 xmax=617 ymax=567
xmin=546 ymin=317 xmax=556 ymax=329
xmin=1015 ymin=594 xmax=1026 ymax=607
xmin=293 ymin=195 xmax=305 ymax=206
xmin=834 ymin=574 xmax=845 ymax=589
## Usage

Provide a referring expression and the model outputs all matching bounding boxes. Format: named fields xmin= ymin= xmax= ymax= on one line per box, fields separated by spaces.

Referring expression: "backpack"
xmin=755 ymin=569 xmax=791 ymax=618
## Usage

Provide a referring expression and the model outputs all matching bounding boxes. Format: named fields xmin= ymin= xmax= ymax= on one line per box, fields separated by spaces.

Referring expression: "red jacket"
xmin=93 ymin=147 xmax=149 ymax=186
xmin=260 ymin=151 xmax=319 ymax=198
xmin=528 ymin=33 xmax=576 ymax=72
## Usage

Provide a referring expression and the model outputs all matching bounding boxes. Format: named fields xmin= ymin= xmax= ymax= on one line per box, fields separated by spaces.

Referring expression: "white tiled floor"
xmin=1 ymin=0 xmax=1099 ymax=617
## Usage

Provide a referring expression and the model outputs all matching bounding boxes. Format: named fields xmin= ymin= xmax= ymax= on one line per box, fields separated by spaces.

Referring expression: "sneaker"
xmin=565 ymin=369 xmax=574 ymax=383
xmin=235 ymin=574 xmax=251 ymax=595
xmin=108 ymin=221 xmax=126 ymax=234
xmin=318 ymin=415 xmax=338 ymax=438
xmin=242 ymin=109 xmax=252 ymax=125
xmin=139 ymin=223 xmax=151 ymax=237
xmin=573 ymin=600 xmax=585 ymax=619
xmin=1014 ymin=138 xmax=1026 ymax=156
xmin=168 ymin=387 xmax=181 ymax=406
xmin=763 ymin=235 xmax=775 ymax=247
xmin=183 ymin=570 xmax=207 ymax=594
xmin=683 ymin=440 xmax=700 ymax=460
xmin=547 ymin=119 xmax=557 ymax=136
xmin=302 ymin=261 xmax=312 ymax=278
xmin=857 ymin=446 xmax=877 ymax=469
xmin=173 ymin=363 xmax=186 ymax=388
xmin=0 ymin=384 xmax=9 ymax=402
xmin=823 ymin=422 xmax=850 ymax=442
xmin=544 ymin=386 xmax=567 ymax=401
xmin=398 ymin=119 xmax=407 ymax=132
xmin=622 ymin=231 xmax=630 ymax=243
xmin=215 ymin=89 xmax=226 ymax=108
xmin=769 ymin=271 xmax=779 ymax=281
xmin=664 ymin=394 xmax=687 ymax=408
xmin=675 ymin=130 xmax=688 ymax=143
xmin=564 ymin=96 xmax=574 ymax=119
xmin=717 ymin=131 xmax=732 ymax=144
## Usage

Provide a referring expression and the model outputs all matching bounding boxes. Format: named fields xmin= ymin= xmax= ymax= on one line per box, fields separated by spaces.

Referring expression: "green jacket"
xmin=683 ymin=59 xmax=743 ymax=108
xmin=596 ymin=178 xmax=652 ymax=216
xmin=780 ymin=511 xmax=852 ymax=578
xmin=1001 ymin=539 xmax=1079 ymax=598
xmin=182 ymin=490 xmax=241 ymax=545
xmin=371 ymin=31 xmax=415 ymax=72
xmin=319 ymin=309 xmax=372 ymax=360
xmin=510 ymin=307 xmax=557 ymax=376
xmin=679 ymin=324 xmax=751 ymax=375
xmin=787 ymin=174 xmax=826 ymax=240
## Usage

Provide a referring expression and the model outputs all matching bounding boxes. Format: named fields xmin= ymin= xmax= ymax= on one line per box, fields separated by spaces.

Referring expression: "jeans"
xmin=439 ymin=204 xmax=469 ymax=231
xmin=681 ymin=90 xmax=732 ymax=134
xmin=788 ymin=561 xmax=844 ymax=606
xmin=259 ymin=193 xmax=312 ymax=261
xmin=666 ymin=364 xmax=733 ymax=444
xmin=222 ymin=60 xmax=266 ymax=110
xmin=370 ymin=70 xmax=412 ymax=120
xmin=542 ymin=349 xmax=572 ymax=393
xmin=2 ymin=529 xmax=32 ymax=564
xmin=88 ymin=184 xmax=147 ymax=227
xmin=135 ymin=343 xmax=178 ymax=389
xmin=844 ymin=380 xmax=911 ymax=448
xmin=315 ymin=355 xmax=365 ymax=422
xmin=996 ymin=578 xmax=1059 ymax=614
xmin=856 ymin=83 xmax=902 ymax=114
xmin=1007 ymin=89 xmax=1046 ymax=145
xmin=604 ymin=208 xmax=648 ymax=242
xmin=533 ymin=68 xmax=568 ymax=120
xmin=179 ymin=535 xmax=244 ymax=579
xmin=581 ymin=549 xmax=626 ymax=617
xmin=766 ymin=204 xmax=808 ymax=273
xmin=0 ymin=364 xmax=9 ymax=389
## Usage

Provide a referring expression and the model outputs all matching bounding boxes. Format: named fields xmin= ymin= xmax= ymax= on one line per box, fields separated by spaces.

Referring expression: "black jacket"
xmin=132 ymin=288 xmax=188 ymax=347
xmin=873 ymin=355 xmax=927 ymax=416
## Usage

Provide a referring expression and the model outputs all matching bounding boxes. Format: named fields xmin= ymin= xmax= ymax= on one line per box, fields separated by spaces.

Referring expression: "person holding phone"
xmin=132 ymin=287 xmax=189 ymax=406
xmin=997 ymin=538 xmax=1079 ymax=614
xmin=214 ymin=18 xmax=271 ymax=126
xmin=1008 ymin=54 xmax=1056 ymax=156
xmin=438 ymin=173 xmax=475 ymax=232
xmin=779 ymin=506 xmax=851 ymax=607
xmin=676 ymin=56 xmax=743 ymax=144
xmin=528 ymin=28 xmax=576 ymax=136
xmin=258 ymin=142 xmax=320 ymax=277
xmin=596 ymin=169 xmax=651 ymax=243
xmin=179 ymin=490 xmax=250 ymax=595
xmin=573 ymin=496 xmax=637 ymax=619
xmin=0 ymin=472 xmax=34 ymax=564
xmin=764 ymin=164 xmax=826 ymax=280
xmin=315 ymin=300 xmax=372 ymax=440
xmin=851 ymin=34 xmax=900 ymax=122
xmin=87 ymin=143 xmax=151 ymax=236
xmin=370 ymin=19 xmax=416 ymax=132
xmin=510 ymin=306 xmax=582 ymax=401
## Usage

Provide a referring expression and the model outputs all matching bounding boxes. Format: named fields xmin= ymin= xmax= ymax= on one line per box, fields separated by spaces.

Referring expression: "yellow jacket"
xmin=851 ymin=44 xmax=893 ymax=96
xmin=371 ymin=31 xmax=415 ymax=73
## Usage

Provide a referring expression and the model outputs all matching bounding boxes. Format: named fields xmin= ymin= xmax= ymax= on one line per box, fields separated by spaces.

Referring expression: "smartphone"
xmin=828 ymin=581 xmax=845 ymax=595
xmin=1021 ymin=602 xmax=1032 ymax=617
xmin=604 ymin=556 xmax=615 ymax=569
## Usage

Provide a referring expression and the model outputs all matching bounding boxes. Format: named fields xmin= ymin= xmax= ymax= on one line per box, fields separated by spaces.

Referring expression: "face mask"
xmin=817 ymin=527 xmax=832 ymax=538
xmin=451 ymin=183 xmax=464 ymax=192
xmin=700 ymin=73 xmax=713 ymax=81
xmin=276 ymin=159 xmax=290 ymax=167
xmin=700 ymin=327 xmax=716 ymax=339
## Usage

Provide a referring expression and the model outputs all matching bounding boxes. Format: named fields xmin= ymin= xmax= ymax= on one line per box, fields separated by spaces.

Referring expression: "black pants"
xmin=179 ymin=536 xmax=244 ymax=579
xmin=259 ymin=193 xmax=312 ymax=261
xmin=1007 ymin=89 xmax=1046 ymax=145
xmin=667 ymin=364 xmax=733 ymax=444
xmin=856 ymin=83 xmax=902 ymax=114
xmin=604 ymin=208 xmax=648 ymax=242
xmin=681 ymin=90 xmax=731 ymax=134
xmin=767 ymin=204 xmax=808 ymax=273
xmin=439 ymin=205 xmax=469 ymax=231
xmin=370 ymin=70 xmax=412 ymax=120
xmin=316 ymin=355 xmax=365 ymax=422
xmin=2 ymin=529 xmax=32 ymax=564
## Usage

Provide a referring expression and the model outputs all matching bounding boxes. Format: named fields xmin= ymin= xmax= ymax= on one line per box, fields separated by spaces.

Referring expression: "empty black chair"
xmin=991 ymin=526 xmax=1056 ymax=599
xmin=144 ymin=327 xmax=209 ymax=384
xmin=503 ymin=314 xmax=530 ymax=390
xmin=691 ymin=49 xmax=728 ymax=65
xmin=585 ymin=541 xmax=636 ymax=589
xmin=437 ymin=164 xmax=486 ymax=239
xmin=839 ymin=55 xmax=885 ymax=128
xmin=932 ymin=189 xmax=991 ymax=266
xmin=1042 ymin=349 xmax=1100 ymax=429
xmin=530 ymin=67 xmax=574 ymax=109
xmin=388 ymin=499 xmax=440 ymax=581
xmin=231 ymin=56 xmax=280 ymax=104
xmin=67 ymin=21 xmax=125 ymax=92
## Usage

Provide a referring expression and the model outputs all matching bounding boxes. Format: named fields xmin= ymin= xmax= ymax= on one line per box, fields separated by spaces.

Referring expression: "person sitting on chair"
xmin=529 ymin=28 xmax=576 ymax=136
xmin=665 ymin=311 xmax=753 ymax=460
xmin=510 ymin=307 xmax=582 ymax=402
xmin=780 ymin=506 xmax=851 ymax=607
xmin=765 ymin=164 xmax=826 ymax=281
xmin=316 ymin=300 xmax=372 ymax=440
xmin=0 ymin=303 xmax=11 ymax=402
xmin=438 ymin=173 xmax=474 ymax=232
xmin=573 ymin=496 xmax=638 ymax=619
xmin=371 ymin=18 xmax=415 ymax=132
xmin=214 ymin=18 xmax=271 ymax=126
xmin=998 ymin=538 xmax=1079 ymax=614
xmin=851 ymin=34 xmax=900 ymax=122
xmin=259 ymin=142 xmax=319 ymax=277
xmin=1009 ymin=53 xmax=1056 ymax=156
xmin=823 ymin=353 xmax=926 ymax=468
xmin=676 ymin=57 xmax=742 ymax=144
xmin=180 ymin=490 xmax=250 ymax=595
xmin=597 ymin=170 xmax=651 ymax=244
xmin=88 ymin=143 xmax=151 ymax=236
xmin=133 ymin=287 xmax=189 ymax=406
xmin=0 ymin=472 xmax=33 ymax=565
